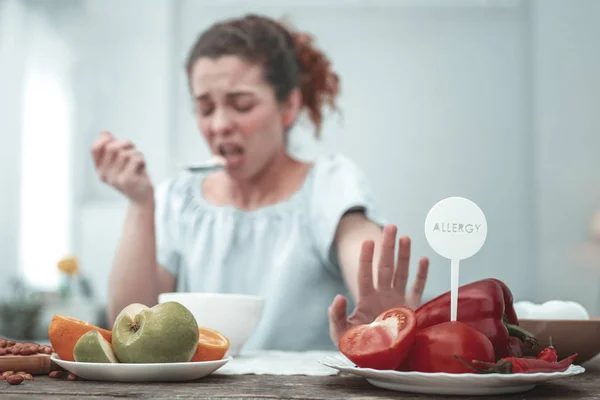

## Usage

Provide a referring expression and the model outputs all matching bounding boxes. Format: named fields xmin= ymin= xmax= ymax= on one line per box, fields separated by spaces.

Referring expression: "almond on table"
xmin=0 ymin=338 xmax=54 ymax=356
xmin=6 ymin=374 xmax=24 ymax=385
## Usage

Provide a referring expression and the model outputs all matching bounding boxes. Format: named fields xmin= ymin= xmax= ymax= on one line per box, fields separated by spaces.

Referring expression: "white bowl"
xmin=158 ymin=292 xmax=265 ymax=356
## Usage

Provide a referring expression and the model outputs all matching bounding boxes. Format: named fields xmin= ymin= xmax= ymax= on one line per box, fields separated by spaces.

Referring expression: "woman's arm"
xmin=107 ymin=201 xmax=176 ymax=326
xmin=91 ymin=131 xmax=177 ymax=326
xmin=328 ymin=211 xmax=429 ymax=344
xmin=334 ymin=212 xmax=385 ymax=300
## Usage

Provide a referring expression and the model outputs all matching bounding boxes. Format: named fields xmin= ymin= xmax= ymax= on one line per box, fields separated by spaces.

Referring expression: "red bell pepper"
xmin=405 ymin=321 xmax=496 ymax=374
xmin=415 ymin=278 xmax=537 ymax=360
xmin=491 ymin=278 xmax=526 ymax=358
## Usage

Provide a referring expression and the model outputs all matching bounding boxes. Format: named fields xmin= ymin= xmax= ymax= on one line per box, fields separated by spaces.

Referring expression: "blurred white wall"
xmin=531 ymin=0 xmax=600 ymax=307
xmin=0 ymin=0 xmax=26 ymax=289
xmin=2 ymin=0 xmax=598 ymax=313
xmin=75 ymin=0 xmax=175 ymax=301
xmin=0 ymin=0 xmax=79 ymax=291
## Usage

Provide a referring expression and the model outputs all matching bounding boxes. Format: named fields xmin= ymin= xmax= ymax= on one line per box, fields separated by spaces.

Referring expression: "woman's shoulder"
xmin=154 ymin=171 xmax=202 ymax=214
xmin=307 ymin=151 xmax=379 ymax=219
xmin=310 ymin=152 xmax=370 ymax=192
xmin=306 ymin=152 xmax=386 ymax=265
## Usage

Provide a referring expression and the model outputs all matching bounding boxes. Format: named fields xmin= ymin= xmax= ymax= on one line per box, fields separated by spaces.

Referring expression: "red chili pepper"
xmin=537 ymin=337 xmax=558 ymax=362
xmin=455 ymin=353 xmax=578 ymax=374
xmin=416 ymin=278 xmax=538 ymax=360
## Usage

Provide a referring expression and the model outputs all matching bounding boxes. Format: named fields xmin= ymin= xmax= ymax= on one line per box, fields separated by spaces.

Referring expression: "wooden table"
xmin=1 ymin=368 xmax=599 ymax=400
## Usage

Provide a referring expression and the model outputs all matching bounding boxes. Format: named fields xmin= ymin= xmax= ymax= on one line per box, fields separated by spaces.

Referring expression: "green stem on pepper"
xmin=453 ymin=355 xmax=498 ymax=374
xmin=503 ymin=315 xmax=538 ymax=348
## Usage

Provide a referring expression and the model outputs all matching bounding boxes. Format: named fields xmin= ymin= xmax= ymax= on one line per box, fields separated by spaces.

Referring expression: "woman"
xmin=91 ymin=14 xmax=430 ymax=351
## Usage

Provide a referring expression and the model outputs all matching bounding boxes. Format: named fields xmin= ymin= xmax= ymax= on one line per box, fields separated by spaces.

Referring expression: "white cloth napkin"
xmin=215 ymin=350 xmax=341 ymax=376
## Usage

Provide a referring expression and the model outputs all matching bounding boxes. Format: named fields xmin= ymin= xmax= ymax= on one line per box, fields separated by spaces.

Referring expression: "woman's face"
xmin=189 ymin=56 xmax=299 ymax=181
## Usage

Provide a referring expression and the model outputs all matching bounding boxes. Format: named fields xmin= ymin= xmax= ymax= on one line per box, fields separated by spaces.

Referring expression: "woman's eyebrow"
xmin=194 ymin=90 xmax=256 ymax=101
xmin=227 ymin=90 xmax=256 ymax=98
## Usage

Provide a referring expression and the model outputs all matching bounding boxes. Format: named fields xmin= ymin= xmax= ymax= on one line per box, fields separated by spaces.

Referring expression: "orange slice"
xmin=190 ymin=327 xmax=230 ymax=362
xmin=48 ymin=314 xmax=113 ymax=362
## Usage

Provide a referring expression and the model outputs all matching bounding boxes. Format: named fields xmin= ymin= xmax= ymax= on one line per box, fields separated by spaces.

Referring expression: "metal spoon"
xmin=180 ymin=155 xmax=226 ymax=173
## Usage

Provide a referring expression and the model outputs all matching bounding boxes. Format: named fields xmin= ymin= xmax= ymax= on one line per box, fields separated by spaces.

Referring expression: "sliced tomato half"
xmin=375 ymin=306 xmax=415 ymax=322
xmin=338 ymin=306 xmax=417 ymax=370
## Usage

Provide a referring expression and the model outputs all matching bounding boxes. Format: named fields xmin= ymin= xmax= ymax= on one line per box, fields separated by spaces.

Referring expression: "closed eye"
xmin=229 ymin=93 xmax=256 ymax=113
xmin=196 ymin=99 xmax=214 ymax=116
xmin=234 ymin=102 xmax=254 ymax=113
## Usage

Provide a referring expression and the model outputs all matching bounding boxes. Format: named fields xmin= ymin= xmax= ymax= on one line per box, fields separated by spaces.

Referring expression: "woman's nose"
xmin=210 ymin=109 xmax=233 ymax=136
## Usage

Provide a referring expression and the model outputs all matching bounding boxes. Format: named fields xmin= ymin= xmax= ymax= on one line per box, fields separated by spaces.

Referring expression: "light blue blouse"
xmin=154 ymin=153 xmax=386 ymax=351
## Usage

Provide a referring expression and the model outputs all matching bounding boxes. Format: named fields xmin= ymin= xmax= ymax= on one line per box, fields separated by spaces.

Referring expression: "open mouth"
xmin=218 ymin=144 xmax=245 ymax=168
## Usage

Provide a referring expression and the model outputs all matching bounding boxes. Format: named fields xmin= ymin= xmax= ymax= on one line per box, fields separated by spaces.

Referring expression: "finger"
xmin=328 ymin=295 xmax=349 ymax=345
xmin=358 ymin=240 xmax=375 ymax=298
xmin=91 ymin=131 xmax=113 ymax=169
xmin=124 ymin=151 xmax=146 ymax=176
xmin=100 ymin=139 xmax=134 ymax=171
xmin=392 ymin=236 xmax=411 ymax=294
xmin=410 ymin=256 xmax=430 ymax=299
xmin=115 ymin=149 xmax=139 ymax=173
xmin=376 ymin=224 xmax=397 ymax=289
xmin=114 ymin=152 xmax=146 ymax=189
xmin=99 ymin=140 xmax=119 ymax=171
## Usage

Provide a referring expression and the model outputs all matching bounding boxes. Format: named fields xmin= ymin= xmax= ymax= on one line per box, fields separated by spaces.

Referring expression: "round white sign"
xmin=424 ymin=196 xmax=487 ymax=260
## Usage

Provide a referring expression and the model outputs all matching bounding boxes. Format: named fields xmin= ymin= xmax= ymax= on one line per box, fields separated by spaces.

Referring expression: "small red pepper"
xmin=416 ymin=278 xmax=538 ymax=360
xmin=537 ymin=337 xmax=558 ymax=362
xmin=457 ymin=353 xmax=578 ymax=374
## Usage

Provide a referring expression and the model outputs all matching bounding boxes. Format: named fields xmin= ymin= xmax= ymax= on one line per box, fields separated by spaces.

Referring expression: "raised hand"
xmin=328 ymin=225 xmax=429 ymax=345
xmin=90 ymin=131 xmax=154 ymax=205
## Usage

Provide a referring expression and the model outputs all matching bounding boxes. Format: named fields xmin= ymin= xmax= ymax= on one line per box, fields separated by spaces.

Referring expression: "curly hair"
xmin=185 ymin=14 xmax=340 ymax=137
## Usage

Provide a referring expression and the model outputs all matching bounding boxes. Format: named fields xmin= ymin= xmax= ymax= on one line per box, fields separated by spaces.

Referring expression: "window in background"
xmin=19 ymin=18 xmax=73 ymax=291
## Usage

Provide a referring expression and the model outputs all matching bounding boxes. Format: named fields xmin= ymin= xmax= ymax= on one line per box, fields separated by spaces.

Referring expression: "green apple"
xmin=112 ymin=302 xmax=199 ymax=363
xmin=73 ymin=330 xmax=119 ymax=363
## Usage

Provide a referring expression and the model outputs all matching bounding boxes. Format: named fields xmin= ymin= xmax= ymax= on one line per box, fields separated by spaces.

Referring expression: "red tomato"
xmin=404 ymin=321 xmax=495 ymax=373
xmin=375 ymin=307 xmax=413 ymax=322
xmin=338 ymin=306 xmax=417 ymax=370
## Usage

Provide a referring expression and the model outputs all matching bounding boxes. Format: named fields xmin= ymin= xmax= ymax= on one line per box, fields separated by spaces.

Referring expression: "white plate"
xmin=319 ymin=355 xmax=585 ymax=396
xmin=51 ymin=354 xmax=231 ymax=382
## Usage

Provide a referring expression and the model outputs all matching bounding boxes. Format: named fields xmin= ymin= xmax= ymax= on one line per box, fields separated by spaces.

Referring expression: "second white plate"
xmin=51 ymin=355 xmax=231 ymax=382
xmin=319 ymin=355 xmax=585 ymax=396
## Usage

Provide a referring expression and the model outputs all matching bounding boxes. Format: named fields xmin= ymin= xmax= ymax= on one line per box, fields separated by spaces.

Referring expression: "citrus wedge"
xmin=190 ymin=327 xmax=230 ymax=362
xmin=48 ymin=314 xmax=112 ymax=362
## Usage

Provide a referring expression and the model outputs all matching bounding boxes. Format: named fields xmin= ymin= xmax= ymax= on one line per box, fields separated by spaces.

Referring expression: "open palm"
xmin=328 ymin=225 xmax=430 ymax=345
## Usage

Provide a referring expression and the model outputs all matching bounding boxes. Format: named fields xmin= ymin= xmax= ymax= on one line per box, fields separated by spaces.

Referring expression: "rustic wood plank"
xmin=0 ymin=354 xmax=59 ymax=375
xmin=0 ymin=371 xmax=599 ymax=399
